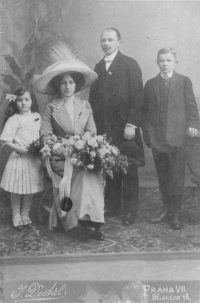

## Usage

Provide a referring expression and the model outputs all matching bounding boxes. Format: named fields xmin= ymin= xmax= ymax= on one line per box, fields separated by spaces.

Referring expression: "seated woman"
xmin=34 ymin=43 xmax=105 ymax=240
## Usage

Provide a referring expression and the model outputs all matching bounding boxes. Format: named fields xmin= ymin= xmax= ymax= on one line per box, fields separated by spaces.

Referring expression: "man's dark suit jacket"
xmin=89 ymin=51 xmax=144 ymax=166
xmin=142 ymin=71 xmax=199 ymax=149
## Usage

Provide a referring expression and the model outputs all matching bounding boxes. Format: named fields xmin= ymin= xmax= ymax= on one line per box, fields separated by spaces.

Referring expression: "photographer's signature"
xmin=11 ymin=282 xmax=66 ymax=302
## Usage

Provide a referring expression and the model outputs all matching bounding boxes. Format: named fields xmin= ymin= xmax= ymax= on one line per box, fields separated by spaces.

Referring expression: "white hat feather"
xmin=34 ymin=42 xmax=98 ymax=95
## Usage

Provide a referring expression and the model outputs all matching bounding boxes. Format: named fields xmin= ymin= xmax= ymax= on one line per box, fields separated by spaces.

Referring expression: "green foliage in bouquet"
xmin=27 ymin=136 xmax=44 ymax=158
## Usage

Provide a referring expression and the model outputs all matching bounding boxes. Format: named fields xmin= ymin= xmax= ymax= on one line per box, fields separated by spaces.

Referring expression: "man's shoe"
xmin=122 ymin=213 xmax=135 ymax=226
xmin=150 ymin=210 xmax=172 ymax=224
xmin=171 ymin=212 xmax=181 ymax=230
xmin=171 ymin=197 xmax=182 ymax=230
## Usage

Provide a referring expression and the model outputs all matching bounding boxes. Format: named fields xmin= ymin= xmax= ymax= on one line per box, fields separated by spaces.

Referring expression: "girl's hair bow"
xmin=6 ymin=94 xmax=17 ymax=103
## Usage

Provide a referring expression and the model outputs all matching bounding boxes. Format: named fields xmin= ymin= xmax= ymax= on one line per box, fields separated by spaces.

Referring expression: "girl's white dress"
xmin=0 ymin=112 xmax=44 ymax=194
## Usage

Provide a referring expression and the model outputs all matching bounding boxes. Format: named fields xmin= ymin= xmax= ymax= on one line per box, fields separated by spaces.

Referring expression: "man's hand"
xmin=187 ymin=127 xmax=198 ymax=137
xmin=124 ymin=125 xmax=135 ymax=140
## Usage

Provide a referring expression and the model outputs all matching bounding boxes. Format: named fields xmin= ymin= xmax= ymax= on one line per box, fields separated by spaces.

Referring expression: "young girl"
xmin=0 ymin=87 xmax=44 ymax=230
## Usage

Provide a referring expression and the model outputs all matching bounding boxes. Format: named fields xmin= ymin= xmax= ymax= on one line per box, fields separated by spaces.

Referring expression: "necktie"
xmin=164 ymin=75 xmax=170 ymax=87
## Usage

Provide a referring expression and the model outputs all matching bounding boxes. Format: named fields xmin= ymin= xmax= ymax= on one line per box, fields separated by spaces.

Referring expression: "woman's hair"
xmin=49 ymin=72 xmax=85 ymax=95
xmin=3 ymin=86 xmax=39 ymax=126
xmin=157 ymin=47 xmax=177 ymax=62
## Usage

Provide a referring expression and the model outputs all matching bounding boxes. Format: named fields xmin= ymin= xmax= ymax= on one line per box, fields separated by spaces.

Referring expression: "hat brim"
xmin=33 ymin=62 xmax=98 ymax=95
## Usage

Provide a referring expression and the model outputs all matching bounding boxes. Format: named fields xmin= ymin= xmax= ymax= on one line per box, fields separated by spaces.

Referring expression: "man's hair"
xmin=101 ymin=28 xmax=121 ymax=40
xmin=157 ymin=47 xmax=177 ymax=62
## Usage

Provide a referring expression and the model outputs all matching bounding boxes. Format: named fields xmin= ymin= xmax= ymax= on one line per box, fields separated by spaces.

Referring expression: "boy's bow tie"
xmin=104 ymin=56 xmax=113 ymax=63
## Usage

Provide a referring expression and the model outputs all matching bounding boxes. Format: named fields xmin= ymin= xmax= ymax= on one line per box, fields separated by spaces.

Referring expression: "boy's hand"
xmin=124 ymin=125 xmax=135 ymax=140
xmin=187 ymin=128 xmax=198 ymax=137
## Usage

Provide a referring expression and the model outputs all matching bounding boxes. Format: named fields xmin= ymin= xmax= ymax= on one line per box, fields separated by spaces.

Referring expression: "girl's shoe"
xmin=13 ymin=225 xmax=23 ymax=231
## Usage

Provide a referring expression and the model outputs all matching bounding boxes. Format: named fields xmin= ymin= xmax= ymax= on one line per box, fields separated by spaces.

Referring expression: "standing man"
xmin=89 ymin=28 xmax=144 ymax=226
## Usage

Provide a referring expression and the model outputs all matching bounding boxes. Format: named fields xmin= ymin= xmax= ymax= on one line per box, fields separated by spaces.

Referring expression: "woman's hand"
xmin=53 ymin=146 xmax=66 ymax=157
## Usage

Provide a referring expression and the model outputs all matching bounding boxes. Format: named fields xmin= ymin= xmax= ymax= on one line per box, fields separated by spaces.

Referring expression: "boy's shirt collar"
xmin=160 ymin=70 xmax=174 ymax=78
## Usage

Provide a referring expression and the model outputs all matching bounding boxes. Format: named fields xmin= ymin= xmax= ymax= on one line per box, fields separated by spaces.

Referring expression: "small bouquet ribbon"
xmin=6 ymin=94 xmax=17 ymax=103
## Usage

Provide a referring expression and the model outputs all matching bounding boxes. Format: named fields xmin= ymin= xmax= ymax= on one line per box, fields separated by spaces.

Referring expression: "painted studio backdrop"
xmin=0 ymin=0 xmax=200 ymax=181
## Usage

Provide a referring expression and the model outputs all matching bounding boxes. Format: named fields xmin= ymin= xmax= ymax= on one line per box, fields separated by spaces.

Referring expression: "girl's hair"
xmin=3 ymin=86 xmax=39 ymax=126
xmin=49 ymin=72 xmax=85 ymax=95
xmin=157 ymin=47 xmax=177 ymax=62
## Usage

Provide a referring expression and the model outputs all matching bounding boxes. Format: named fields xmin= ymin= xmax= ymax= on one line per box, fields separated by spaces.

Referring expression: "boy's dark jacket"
xmin=142 ymin=71 xmax=199 ymax=148
xmin=89 ymin=51 xmax=144 ymax=167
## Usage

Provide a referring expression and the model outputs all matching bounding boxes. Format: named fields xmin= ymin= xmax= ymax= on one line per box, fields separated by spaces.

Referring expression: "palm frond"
xmin=3 ymin=55 xmax=23 ymax=81
xmin=23 ymin=68 xmax=35 ymax=86
xmin=33 ymin=12 xmax=54 ymax=34
xmin=6 ymin=40 xmax=20 ymax=59
xmin=36 ymin=36 xmax=55 ymax=53
xmin=19 ymin=34 xmax=35 ymax=69
xmin=1 ymin=74 xmax=21 ymax=91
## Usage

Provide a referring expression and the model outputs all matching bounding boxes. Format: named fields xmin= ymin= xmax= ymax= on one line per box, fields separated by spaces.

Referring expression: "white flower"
xmin=90 ymin=151 xmax=96 ymax=158
xmin=99 ymin=148 xmax=107 ymax=158
xmin=83 ymin=131 xmax=91 ymax=140
xmin=96 ymin=135 xmax=104 ymax=142
xmin=68 ymin=136 xmax=76 ymax=145
xmin=105 ymin=143 xmax=112 ymax=150
xmin=52 ymin=142 xmax=62 ymax=151
xmin=70 ymin=158 xmax=78 ymax=165
xmin=74 ymin=134 xmax=80 ymax=140
xmin=76 ymin=161 xmax=83 ymax=166
xmin=41 ymin=144 xmax=51 ymax=152
xmin=46 ymin=139 xmax=55 ymax=146
xmin=75 ymin=139 xmax=85 ymax=150
xmin=51 ymin=134 xmax=58 ymax=142
xmin=87 ymin=137 xmax=98 ymax=147
xmin=111 ymin=146 xmax=119 ymax=156
xmin=87 ymin=164 xmax=94 ymax=170
xmin=62 ymin=138 xmax=70 ymax=146
xmin=40 ymin=144 xmax=51 ymax=157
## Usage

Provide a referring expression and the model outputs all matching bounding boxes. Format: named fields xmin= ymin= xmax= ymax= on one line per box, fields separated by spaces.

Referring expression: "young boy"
xmin=142 ymin=47 xmax=199 ymax=230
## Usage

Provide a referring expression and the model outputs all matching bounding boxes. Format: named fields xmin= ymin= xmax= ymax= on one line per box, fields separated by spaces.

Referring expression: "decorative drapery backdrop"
xmin=0 ymin=0 xmax=199 ymax=180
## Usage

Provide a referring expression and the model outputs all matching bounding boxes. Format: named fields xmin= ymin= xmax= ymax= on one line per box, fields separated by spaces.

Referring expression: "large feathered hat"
xmin=33 ymin=43 xmax=98 ymax=95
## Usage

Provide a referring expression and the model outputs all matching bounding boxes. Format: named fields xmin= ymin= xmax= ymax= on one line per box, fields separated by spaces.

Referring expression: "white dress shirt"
xmin=160 ymin=70 xmax=173 ymax=78
xmin=104 ymin=49 xmax=119 ymax=71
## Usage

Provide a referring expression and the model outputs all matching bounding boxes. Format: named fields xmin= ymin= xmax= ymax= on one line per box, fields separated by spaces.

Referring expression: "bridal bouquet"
xmin=41 ymin=132 xmax=128 ymax=179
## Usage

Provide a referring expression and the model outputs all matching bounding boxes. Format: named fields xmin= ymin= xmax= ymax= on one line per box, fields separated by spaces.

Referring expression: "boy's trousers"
xmin=152 ymin=147 xmax=186 ymax=198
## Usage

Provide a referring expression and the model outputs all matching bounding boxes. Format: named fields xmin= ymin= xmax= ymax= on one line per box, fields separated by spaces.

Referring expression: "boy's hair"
xmin=50 ymin=72 xmax=85 ymax=95
xmin=101 ymin=28 xmax=121 ymax=40
xmin=3 ymin=86 xmax=39 ymax=126
xmin=157 ymin=47 xmax=177 ymax=62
